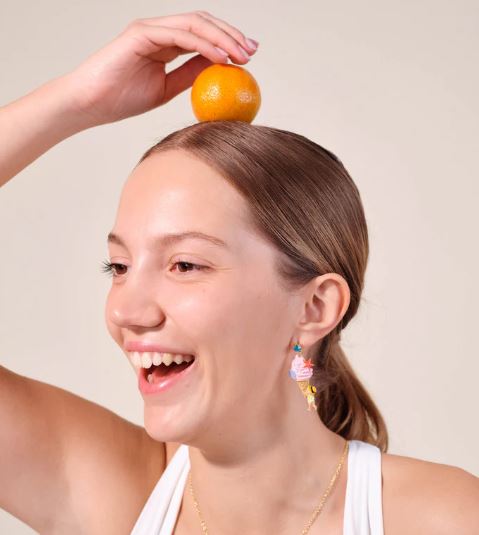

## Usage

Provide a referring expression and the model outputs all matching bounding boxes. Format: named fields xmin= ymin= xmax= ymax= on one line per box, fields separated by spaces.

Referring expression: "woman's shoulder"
xmin=380 ymin=450 xmax=479 ymax=535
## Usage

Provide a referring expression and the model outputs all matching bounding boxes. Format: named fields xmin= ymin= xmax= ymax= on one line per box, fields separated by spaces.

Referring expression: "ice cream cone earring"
xmin=288 ymin=341 xmax=318 ymax=411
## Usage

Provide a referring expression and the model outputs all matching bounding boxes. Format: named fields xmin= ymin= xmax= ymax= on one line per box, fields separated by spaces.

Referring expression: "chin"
xmin=142 ymin=403 xmax=200 ymax=445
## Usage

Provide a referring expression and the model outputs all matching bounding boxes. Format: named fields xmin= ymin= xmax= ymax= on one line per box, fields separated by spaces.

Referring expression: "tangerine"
xmin=191 ymin=63 xmax=261 ymax=123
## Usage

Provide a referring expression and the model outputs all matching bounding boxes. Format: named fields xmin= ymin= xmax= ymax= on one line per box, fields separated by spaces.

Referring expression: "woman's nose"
xmin=107 ymin=281 xmax=164 ymax=329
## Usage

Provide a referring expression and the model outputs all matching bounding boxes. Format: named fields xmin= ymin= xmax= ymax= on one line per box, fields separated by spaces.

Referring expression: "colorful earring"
xmin=288 ymin=341 xmax=318 ymax=411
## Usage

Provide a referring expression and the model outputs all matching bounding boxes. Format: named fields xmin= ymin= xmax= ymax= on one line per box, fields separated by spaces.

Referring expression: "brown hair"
xmin=137 ymin=120 xmax=389 ymax=452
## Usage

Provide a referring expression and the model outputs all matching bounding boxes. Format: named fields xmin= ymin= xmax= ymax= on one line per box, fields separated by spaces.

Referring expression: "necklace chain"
xmin=187 ymin=439 xmax=349 ymax=535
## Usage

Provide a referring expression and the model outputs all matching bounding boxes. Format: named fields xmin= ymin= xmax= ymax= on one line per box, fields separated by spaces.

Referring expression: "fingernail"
xmin=238 ymin=45 xmax=250 ymax=60
xmin=215 ymin=46 xmax=229 ymax=57
xmin=245 ymin=38 xmax=259 ymax=51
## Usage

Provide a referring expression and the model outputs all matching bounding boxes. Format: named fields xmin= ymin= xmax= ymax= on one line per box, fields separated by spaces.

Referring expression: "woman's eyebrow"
xmin=106 ymin=231 xmax=229 ymax=249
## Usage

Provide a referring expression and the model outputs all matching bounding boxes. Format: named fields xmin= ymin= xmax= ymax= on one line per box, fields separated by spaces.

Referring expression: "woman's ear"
xmin=294 ymin=273 xmax=350 ymax=348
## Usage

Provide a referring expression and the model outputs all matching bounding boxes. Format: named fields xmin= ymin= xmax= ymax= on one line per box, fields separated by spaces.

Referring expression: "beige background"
xmin=1 ymin=0 xmax=478 ymax=532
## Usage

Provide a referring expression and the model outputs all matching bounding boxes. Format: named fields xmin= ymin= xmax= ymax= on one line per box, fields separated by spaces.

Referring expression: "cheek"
xmin=167 ymin=289 xmax=218 ymax=339
xmin=196 ymin=280 xmax=287 ymax=348
xmin=104 ymin=292 xmax=122 ymax=345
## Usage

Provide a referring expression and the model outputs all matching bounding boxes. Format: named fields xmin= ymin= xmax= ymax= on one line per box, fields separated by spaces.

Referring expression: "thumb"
xmin=162 ymin=54 xmax=215 ymax=104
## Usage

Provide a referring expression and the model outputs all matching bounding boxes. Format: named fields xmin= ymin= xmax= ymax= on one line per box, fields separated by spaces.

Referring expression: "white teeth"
xmin=132 ymin=352 xmax=141 ymax=367
xmin=147 ymin=373 xmax=153 ymax=383
xmin=129 ymin=351 xmax=195 ymax=368
xmin=141 ymin=353 xmax=153 ymax=369
xmin=162 ymin=353 xmax=174 ymax=366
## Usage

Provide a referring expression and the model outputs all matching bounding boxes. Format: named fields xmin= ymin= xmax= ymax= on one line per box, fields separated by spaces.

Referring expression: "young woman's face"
xmin=105 ymin=149 xmax=301 ymax=445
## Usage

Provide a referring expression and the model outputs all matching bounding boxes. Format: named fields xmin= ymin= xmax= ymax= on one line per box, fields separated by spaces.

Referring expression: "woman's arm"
xmin=0 ymin=365 xmax=165 ymax=534
xmin=0 ymin=12 xmax=256 ymax=189
xmin=0 ymin=75 xmax=91 ymax=188
xmin=0 ymin=12 xmax=258 ymax=533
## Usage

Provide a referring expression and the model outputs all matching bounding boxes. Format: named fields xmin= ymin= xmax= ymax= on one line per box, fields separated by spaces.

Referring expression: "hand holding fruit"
xmin=61 ymin=11 xmax=258 ymax=128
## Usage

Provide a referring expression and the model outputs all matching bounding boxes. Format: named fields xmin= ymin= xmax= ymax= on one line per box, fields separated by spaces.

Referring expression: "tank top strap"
xmin=343 ymin=439 xmax=384 ymax=535
xmin=130 ymin=444 xmax=190 ymax=535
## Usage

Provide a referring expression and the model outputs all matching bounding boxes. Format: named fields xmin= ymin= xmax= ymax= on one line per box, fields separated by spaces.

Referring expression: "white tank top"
xmin=130 ymin=439 xmax=384 ymax=535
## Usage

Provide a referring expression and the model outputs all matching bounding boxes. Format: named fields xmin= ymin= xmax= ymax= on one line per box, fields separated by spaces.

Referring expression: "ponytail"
xmin=312 ymin=332 xmax=389 ymax=451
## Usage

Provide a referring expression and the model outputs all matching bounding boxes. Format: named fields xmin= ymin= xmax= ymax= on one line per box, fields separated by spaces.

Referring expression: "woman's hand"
xmin=63 ymin=11 xmax=259 ymax=128
xmin=1 ymin=11 xmax=257 ymax=187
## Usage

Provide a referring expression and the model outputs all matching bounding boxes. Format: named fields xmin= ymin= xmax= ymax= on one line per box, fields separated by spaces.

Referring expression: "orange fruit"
xmin=191 ymin=63 xmax=261 ymax=123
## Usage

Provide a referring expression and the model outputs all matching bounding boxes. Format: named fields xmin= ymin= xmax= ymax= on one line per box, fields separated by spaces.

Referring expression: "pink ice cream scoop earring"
xmin=288 ymin=342 xmax=318 ymax=411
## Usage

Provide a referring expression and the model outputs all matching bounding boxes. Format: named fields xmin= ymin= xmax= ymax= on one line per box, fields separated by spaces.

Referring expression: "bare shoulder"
xmin=0 ymin=366 xmax=167 ymax=535
xmin=381 ymin=450 xmax=479 ymax=535
xmin=63 ymin=410 xmax=166 ymax=535
xmin=54 ymin=397 xmax=167 ymax=535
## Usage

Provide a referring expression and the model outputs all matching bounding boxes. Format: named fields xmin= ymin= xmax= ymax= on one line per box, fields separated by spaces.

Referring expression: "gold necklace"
xmin=187 ymin=439 xmax=349 ymax=535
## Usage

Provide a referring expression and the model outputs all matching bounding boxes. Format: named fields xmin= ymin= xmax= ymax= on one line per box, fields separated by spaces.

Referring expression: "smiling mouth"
xmin=129 ymin=352 xmax=195 ymax=384
xmin=142 ymin=359 xmax=195 ymax=384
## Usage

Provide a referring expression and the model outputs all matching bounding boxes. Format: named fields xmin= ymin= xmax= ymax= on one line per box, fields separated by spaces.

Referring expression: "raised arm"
xmin=0 ymin=364 xmax=166 ymax=534
xmin=0 ymin=75 xmax=91 ymax=187
xmin=0 ymin=11 xmax=256 ymax=188
xmin=0 ymin=12 xmax=258 ymax=533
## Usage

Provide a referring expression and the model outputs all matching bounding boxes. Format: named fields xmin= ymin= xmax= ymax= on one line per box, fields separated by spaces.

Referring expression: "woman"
xmin=0 ymin=11 xmax=477 ymax=535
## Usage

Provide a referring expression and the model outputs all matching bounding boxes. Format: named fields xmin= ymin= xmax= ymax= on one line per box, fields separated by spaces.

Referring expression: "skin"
xmin=1 ymin=11 xmax=477 ymax=535
xmin=104 ymin=148 xmax=479 ymax=535
xmin=105 ymin=148 xmax=351 ymax=534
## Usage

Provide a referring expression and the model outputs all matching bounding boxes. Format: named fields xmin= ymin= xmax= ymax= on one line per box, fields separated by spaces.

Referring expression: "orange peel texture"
xmin=191 ymin=64 xmax=261 ymax=123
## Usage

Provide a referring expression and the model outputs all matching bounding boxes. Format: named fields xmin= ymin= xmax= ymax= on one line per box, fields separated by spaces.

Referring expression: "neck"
xmin=182 ymin=395 xmax=349 ymax=534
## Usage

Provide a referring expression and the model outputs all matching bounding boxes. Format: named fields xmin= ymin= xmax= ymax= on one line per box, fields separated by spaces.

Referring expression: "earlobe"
xmin=295 ymin=273 xmax=350 ymax=346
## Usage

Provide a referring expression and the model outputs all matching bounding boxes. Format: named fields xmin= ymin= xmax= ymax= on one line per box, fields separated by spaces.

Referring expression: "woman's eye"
xmin=171 ymin=261 xmax=205 ymax=274
xmin=100 ymin=260 xmax=206 ymax=277
xmin=100 ymin=260 xmax=127 ymax=278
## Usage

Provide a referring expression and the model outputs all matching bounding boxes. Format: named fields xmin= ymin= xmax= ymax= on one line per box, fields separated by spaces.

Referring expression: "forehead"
xmin=113 ymin=149 xmax=254 ymax=245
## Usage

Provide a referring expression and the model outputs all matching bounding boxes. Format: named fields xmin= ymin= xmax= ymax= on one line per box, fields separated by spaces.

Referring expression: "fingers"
xmin=130 ymin=11 xmax=258 ymax=65
xmin=195 ymin=11 xmax=258 ymax=54
xmin=163 ymin=54 xmax=213 ymax=104
xmin=146 ymin=45 xmax=195 ymax=64
xmin=128 ymin=24 xmax=233 ymax=65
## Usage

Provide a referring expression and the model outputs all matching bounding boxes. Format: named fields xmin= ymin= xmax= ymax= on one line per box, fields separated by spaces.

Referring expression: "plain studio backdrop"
xmin=1 ymin=0 xmax=478 ymax=533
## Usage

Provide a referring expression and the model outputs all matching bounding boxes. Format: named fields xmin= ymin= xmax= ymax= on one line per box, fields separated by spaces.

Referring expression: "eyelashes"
xmin=100 ymin=260 xmax=206 ymax=278
xmin=101 ymin=260 xmax=125 ymax=277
